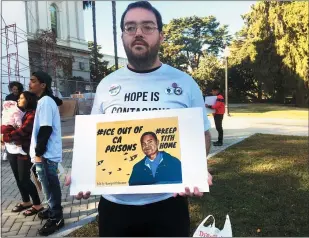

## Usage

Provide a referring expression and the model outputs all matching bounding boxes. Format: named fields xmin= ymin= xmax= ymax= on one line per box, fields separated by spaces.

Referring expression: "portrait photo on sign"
xmin=70 ymin=108 xmax=209 ymax=195
xmin=96 ymin=117 xmax=182 ymax=187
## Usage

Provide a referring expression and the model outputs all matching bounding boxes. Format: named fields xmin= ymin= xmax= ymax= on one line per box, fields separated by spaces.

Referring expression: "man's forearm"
xmin=35 ymin=126 xmax=52 ymax=157
xmin=205 ymin=130 xmax=211 ymax=156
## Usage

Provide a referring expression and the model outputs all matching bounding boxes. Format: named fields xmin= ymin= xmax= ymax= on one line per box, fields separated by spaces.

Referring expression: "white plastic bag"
xmin=193 ymin=214 xmax=232 ymax=237
xmin=30 ymin=164 xmax=42 ymax=191
xmin=57 ymin=162 xmax=64 ymax=176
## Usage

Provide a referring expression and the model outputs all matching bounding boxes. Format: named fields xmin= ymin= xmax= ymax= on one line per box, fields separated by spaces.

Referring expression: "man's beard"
xmin=124 ymin=39 xmax=160 ymax=70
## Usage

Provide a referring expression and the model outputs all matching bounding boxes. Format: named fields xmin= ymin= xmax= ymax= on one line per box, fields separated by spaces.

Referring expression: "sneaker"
xmin=38 ymin=218 xmax=64 ymax=236
xmin=38 ymin=207 xmax=50 ymax=220
xmin=213 ymin=141 xmax=223 ymax=146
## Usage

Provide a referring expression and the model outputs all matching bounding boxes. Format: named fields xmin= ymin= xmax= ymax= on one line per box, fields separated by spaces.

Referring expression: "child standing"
xmin=206 ymin=86 xmax=225 ymax=146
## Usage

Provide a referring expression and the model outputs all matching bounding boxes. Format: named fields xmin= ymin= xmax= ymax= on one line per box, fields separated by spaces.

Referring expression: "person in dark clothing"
xmin=28 ymin=71 xmax=64 ymax=236
xmin=1 ymin=91 xmax=44 ymax=215
xmin=5 ymin=81 xmax=24 ymax=102
xmin=206 ymin=86 xmax=225 ymax=146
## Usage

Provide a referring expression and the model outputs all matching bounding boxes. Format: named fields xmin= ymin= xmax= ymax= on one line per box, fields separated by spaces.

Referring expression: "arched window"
xmin=50 ymin=4 xmax=58 ymax=37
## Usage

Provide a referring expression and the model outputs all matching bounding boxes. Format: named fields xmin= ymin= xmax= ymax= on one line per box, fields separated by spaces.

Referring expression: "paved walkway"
xmin=1 ymin=149 xmax=101 ymax=237
xmin=1 ymin=115 xmax=307 ymax=237
xmin=1 ymin=118 xmax=100 ymax=237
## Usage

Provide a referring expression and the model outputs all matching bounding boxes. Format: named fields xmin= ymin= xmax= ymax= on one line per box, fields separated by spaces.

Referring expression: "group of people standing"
xmin=1 ymin=71 xmax=64 ymax=236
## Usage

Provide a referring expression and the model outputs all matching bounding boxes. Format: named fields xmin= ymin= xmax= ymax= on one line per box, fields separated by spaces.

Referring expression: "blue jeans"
xmin=35 ymin=158 xmax=63 ymax=219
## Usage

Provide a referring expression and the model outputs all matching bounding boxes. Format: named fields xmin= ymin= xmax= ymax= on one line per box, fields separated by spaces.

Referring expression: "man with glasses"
xmin=66 ymin=1 xmax=213 ymax=236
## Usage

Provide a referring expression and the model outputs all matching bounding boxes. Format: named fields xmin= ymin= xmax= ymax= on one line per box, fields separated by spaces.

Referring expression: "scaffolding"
xmin=1 ymin=15 xmax=30 ymax=100
xmin=2 ymin=23 xmax=20 ymax=83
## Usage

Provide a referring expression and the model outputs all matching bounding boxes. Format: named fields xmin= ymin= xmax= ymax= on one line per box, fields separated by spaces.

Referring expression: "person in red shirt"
xmin=206 ymin=86 xmax=225 ymax=146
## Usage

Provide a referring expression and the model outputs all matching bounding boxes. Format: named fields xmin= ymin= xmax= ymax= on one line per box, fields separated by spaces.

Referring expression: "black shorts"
xmin=98 ymin=196 xmax=190 ymax=237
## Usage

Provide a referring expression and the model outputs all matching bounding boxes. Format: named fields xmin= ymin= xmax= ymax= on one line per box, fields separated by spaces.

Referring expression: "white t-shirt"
xmin=91 ymin=64 xmax=211 ymax=205
xmin=30 ymin=95 xmax=62 ymax=163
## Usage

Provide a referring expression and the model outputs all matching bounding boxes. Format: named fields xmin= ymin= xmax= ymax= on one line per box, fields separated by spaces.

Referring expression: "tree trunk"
xmin=112 ymin=1 xmax=118 ymax=70
xmin=92 ymin=1 xmax=98 ymax=81
xmin=295 ymin=78 xmax=306 ymax=107
xmin=258 ymin=81 xmax=262 ymax=102
xmin=275 ymin=86 xmax=285 ymax=103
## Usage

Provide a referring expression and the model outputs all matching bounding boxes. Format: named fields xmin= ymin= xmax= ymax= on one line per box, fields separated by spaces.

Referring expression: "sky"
xmin=83 ymin=1 xmax=256 ymax=58
xmin=1 ymin=1 xmax=31 ymax=98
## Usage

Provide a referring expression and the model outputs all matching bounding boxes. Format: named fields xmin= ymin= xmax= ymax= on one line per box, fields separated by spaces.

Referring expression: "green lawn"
xmin=229 ymin=104 xmax=308 ymax=119
xmin=69 ymin=134 xmax=309 ymax=237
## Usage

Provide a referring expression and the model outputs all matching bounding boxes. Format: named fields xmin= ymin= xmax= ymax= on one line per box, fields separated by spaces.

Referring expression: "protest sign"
xmin=70 ymin=108 xmax=209 ymax=195
xmin=205 ymin=96 xmax=217 ymax=114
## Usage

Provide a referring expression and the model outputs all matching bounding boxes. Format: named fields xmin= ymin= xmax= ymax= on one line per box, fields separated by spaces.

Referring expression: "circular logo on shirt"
xmin=172 ymin=83 xmax=178 ymax=88
xmin=174 ymin=87 xmax=183 ymax=95
xmin=165 ymin=87 xmax=173 ymax=95
xmin=109 ymin=84 xmax=121 ymax=96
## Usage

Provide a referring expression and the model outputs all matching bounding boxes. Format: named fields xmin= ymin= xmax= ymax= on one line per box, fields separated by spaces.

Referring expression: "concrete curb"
xmin=52 ymin=212 xmax=98 ymax=237
xmin=208 ymin=133 xmax=254 ymax=159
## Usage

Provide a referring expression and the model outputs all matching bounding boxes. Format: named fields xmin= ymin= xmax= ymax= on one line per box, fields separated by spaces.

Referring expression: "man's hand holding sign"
xmin=65 ymin=174 xmax=213 ymax=200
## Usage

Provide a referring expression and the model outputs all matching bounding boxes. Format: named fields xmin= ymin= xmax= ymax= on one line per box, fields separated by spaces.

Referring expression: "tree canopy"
xmin=88 ymin=41 xmax=116 ymax=82
xmin=228 ymin=1 xmax=308 ymax=105
xmin=160 ymin=16 xmax=231 ymax=73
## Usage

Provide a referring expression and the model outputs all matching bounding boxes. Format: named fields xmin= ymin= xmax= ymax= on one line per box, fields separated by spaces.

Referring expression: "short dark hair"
xmin=140 ymin=131 xmax=158 ymax=144
xmin=20 ymin=91 xmax=37 ymax=110
xmin=212 ymin=85 xmax=221 ymax=91
xmin=32 ymin=71 xmax=53 ymax=95
xmin=120 ymin=1 xmax=163 ymax=32
xmin=8 ymin=81 xmax=24 ymax=92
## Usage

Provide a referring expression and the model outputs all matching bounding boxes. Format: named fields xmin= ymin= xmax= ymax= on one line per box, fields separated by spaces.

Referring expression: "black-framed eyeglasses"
xmin=124 ymin=23 xmax=158 ymax=35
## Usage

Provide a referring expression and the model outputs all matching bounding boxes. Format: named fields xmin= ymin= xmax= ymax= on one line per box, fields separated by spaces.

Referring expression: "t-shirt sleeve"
xmin=190 ymin=79 xmax=211 ymax=131
xmin=37 ymin=98 xmax=53 ymax=126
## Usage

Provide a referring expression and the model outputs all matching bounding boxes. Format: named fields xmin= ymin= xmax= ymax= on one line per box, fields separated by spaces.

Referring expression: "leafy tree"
xmin=28 ymin=29 xmax=74 ymax=80
xmin=268 ymin=1 xmax=308 ymax=105
xmin=160 ymin=16 xmax=231 ymax=73
xmin=230 ymin=2 xmax=278 ymax=101
xmin=191 ymin=53 xmax=224 ymax=95
xmin=228 ymin=60 xmax=260 ymax=102
xmin=228 ymin=1 xmax=308 ymax=105
xmin=88 ymin=41 xmax=115 ymax=82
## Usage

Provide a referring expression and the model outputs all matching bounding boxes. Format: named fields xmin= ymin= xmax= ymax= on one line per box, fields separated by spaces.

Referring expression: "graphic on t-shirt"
xmin=165 ymin=87 xmax=173 ymax=95
xmin=96 ymin=117 xmax=182 ymax=187
xmin=174 ymin=87 xmax=183 ymax=95
xmin=109 ymin=84 xmax=121 ymax=96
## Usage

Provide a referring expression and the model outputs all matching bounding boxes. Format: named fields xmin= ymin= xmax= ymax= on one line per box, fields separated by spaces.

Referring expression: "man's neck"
xmin=128 ymin=64 xmax=162 ymax=73
xmin=148 ymin=151 xmax=159 ymax=161
xmin=128 ymin=58 xmax=162 ymax=71
xmin=37 ymin=91 xmax=45 ymax=98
